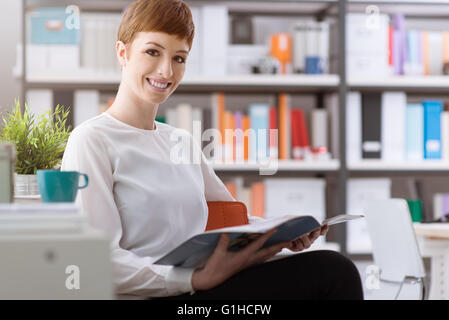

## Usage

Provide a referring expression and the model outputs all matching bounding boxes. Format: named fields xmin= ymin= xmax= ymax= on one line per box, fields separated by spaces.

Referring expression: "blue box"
xmin=29 ymin=8 xmax=80 ymax=45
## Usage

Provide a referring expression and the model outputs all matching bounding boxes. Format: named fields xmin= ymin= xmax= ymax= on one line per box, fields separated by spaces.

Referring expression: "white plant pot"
xmin=14 ymin=173 xmax=40 ymax=196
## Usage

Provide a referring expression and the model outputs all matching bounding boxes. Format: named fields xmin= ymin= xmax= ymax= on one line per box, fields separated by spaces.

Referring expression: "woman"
xmin=61 ymin=0 xmax=363 ymax=299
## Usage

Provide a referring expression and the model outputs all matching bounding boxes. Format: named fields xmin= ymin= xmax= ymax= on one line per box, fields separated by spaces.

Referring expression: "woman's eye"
xmin=175 ymin=56 xmax=186 ymax=64
xmin=146 ymin=50 xmax=159 ymax=56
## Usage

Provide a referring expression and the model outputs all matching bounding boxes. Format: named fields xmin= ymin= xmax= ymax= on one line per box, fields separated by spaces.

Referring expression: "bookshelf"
xmin=20 ymin=0 xmax=449 ymax=258
xmin=18 ymin=0 xmax=347 ymax=255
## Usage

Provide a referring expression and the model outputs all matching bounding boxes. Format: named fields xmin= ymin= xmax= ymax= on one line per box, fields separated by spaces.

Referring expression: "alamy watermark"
xmin=365 ymin=265 xmax=381 ymax=290
xmin=365 ymin=5 xmax=381 ymax=30
xmin=65 ymin=5 xmax=80 ymax=30
xmin=65 ymin=265 xmax=80 ymax=290
xmin=169 ymin=122 xmax=280 ymax=175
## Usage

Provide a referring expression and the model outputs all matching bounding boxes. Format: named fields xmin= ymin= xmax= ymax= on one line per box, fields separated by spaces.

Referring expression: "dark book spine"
xmin=362 ymin=93 xmax=382 ymax=159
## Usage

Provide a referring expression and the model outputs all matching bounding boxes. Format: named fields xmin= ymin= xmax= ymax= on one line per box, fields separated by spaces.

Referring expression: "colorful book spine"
xmin=249 ymin=104 xmax=270 ymax=162
xmin=250 ymin=182 xmax=265 ymax=218
xmin=423 ymin=100 xmax=443 ymax=159
xmin=269 ymin=107 xmax=278 ymax=159
xmin=278 ymin=93 xmax=291 ymax=160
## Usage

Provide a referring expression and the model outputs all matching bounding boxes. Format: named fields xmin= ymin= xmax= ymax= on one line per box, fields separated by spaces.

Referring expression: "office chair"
xmin=363 ymin=199 xmax=426 ymax=300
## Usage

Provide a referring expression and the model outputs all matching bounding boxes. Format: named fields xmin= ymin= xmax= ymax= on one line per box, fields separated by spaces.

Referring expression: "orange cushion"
xmin=206 ymin=201 xmax=249 ymax=231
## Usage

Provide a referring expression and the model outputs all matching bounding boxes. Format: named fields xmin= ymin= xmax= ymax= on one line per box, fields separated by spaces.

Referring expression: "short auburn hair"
xmin=117 ymin=0 xmax=195 ymax=50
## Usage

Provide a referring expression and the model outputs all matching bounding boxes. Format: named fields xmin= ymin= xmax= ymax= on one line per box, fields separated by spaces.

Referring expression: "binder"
xmin=278 ymin=94 xmax=291 ymax=160
xmin=381 ymin=92 xmax=406 ymax=162
xmin=346 ymin=92 xmax=362 ymax=163
xmin=405 ymin=104 xmax=424 ymax=161
xmin=423 ymin=100 xmax=443 ymax=159
xmin=362 ymin=93 xmax=382 ymax=159
xmin=249 ymin=104 xmax=270 ymax=162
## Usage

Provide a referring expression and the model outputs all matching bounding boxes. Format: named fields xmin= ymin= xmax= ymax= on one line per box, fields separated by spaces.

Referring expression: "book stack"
xmin=346 ymin=91 xmax=449 ymax=163
xmin=26 ymin=8 xmax=121 ymax=76
xmin=162 ymin=93 xmax=334 ymax=163
xmin=291 ymin=21 xmax=330 ymax=75
xmin=347 ymin=12 xmax=449 ymax=78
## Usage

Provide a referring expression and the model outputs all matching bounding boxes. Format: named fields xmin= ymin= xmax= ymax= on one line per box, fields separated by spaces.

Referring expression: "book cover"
xmin=269 ymin=107 xmax=278 ymax=159
xmin=264 ymin=178 xmax=326 ymax=223
xmin=201 ymin=5 xmax=228 ymax=76
xmin=442 ymin=111 xmax=449 ymax=161
xmin=154 ymin=214 xmax=363 ymax=268
xmin=251 ymin=182 xmax=265 ymax=219
xmin=249 ymin=104 xmax=270 ymax=162
xmin=278 ymin=93 xmax=291 ymax=160
xmin=362 ymin=93 xmax=382 ymax=159
xmin=423 ymin=100 xmax=443 ymax=159
xmin=381 ymin=92 xmax=406 ymax=162
xmin=311 ymin=109 xmax=328 ymax=151
xmin=346 ymin=92 xmax=362 ymax=163
xmin=405 ymin=103 xmax=424 ymax=161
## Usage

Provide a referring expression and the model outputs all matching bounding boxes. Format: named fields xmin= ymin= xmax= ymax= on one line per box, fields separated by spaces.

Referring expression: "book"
xmin=381 ymin=92 xmax=406 ymax=162
xmin=423 ymin=100 xmax=443 ymax=159
xmin=154 ymin=214 xmax=364 ymax=268
xmin=405 ymin=103 xmax=424 ymax=161
xmin=362 ymin=93 xmax=382 ymax=159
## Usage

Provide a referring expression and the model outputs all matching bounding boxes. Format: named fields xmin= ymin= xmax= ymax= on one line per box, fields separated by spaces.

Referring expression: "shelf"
xmin=25 ymin=0 xmax=338 ymax=15
xmin=211 ymin=159 xmax=340 ymax=172
xmin=348 ymin=160 xmax=449 ymax=172
xmin=26 ymin=73 xmax=340 ymax=92
xmin=348 ymin=1 xmax=449 ymax=17
xmin=347 ymin=76 xmax=449 ymax=92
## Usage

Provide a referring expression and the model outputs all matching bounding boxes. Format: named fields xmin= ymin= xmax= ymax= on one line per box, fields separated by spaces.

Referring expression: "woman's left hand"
xmin=288 ymin=225 xmax=329 ymax=252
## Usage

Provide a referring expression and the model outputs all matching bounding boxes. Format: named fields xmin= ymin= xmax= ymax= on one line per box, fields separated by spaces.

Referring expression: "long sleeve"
xmin=61 ymin=126 xmax=194 ymax=298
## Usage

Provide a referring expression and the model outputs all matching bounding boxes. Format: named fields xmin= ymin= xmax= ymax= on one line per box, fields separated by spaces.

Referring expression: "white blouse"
xmin=61 ymin=112 xmax=256 ymax=298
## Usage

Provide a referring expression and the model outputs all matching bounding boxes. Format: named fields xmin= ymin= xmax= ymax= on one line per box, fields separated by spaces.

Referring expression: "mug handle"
xmin=78 ymin=173 xmax=89 ymax=189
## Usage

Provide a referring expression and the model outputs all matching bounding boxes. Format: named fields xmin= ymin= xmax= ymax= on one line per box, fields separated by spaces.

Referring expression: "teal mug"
xmin=36 ymin=170 xmax=89 ymax=202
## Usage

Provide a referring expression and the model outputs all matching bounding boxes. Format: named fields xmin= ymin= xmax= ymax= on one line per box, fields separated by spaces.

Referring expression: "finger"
xmin=320 ymin=225 xmax=329 ymax=236
xmin=252 ymin=241 xmax=289 ymax=263
xmin=310 ymin=230 xmax=321 ymax=241
xmin=291 ymin=238 xmax=305 ymax=252
xmin=244 ymin=228 xmax=277 ymax=253
xmin=301 ymin=235 xmax=312 ymax=248
xmin=215 ymin=233 xmax=230 ymax=252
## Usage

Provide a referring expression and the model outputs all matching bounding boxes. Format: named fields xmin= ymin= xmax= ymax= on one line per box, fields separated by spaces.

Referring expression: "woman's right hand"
xmin=191 ymin=228 xmax=290 ymax=291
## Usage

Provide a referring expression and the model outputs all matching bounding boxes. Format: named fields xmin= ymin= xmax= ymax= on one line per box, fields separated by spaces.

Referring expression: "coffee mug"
xmin=36 ymin=170 xmax=89 ymax=203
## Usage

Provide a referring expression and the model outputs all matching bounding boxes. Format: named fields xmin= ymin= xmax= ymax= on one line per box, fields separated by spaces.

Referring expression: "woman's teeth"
xmin=149 ymin=79 xmax=168 ymax=89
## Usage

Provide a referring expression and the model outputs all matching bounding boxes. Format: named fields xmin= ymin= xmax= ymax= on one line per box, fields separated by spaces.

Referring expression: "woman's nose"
xmin=157 ymin=58 xmax=173 ymax=78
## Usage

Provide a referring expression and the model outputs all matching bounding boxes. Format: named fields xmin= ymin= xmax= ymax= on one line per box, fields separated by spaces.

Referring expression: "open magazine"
xmin=154 ymin=214 xmax=364 ymax=268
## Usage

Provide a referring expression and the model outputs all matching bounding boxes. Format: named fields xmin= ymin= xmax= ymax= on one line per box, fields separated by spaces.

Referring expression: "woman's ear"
xmin=116 ymin=40 xmax=128 ymax=67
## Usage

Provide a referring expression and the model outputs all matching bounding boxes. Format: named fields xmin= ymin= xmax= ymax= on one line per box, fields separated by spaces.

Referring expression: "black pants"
xmin=165 ymin=250 xmax=364 ymax=300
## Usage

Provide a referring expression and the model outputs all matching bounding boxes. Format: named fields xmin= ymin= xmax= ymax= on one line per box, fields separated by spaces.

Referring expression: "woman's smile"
xmin=146 ymin=77 xmax=172 ymax=92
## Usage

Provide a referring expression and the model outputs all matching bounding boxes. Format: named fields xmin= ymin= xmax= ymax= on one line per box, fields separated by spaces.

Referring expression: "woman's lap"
xmin=165 ymin=250 xmax=364 ymax=300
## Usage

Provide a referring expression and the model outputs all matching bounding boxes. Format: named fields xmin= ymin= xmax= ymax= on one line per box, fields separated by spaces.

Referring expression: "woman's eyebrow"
xmin=145 ymin=41 xmax=188 ymax=54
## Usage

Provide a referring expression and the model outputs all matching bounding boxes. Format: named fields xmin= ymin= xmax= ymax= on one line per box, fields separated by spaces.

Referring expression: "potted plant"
xmin=0 ymin=99 xmax=71 ymax=196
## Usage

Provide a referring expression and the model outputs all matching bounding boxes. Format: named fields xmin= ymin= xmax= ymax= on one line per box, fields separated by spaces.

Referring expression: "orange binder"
xmin=205 ymin=201 xmax=249 ymax=231
xmin=270 ymin=33 xmax=292 ymax=74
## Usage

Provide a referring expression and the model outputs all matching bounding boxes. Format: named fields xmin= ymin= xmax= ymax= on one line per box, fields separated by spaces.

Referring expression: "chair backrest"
xmin=206 ymin=201 xmax=248 ymax=231
xmin=363 ymin=198 xmax=425 ymax=282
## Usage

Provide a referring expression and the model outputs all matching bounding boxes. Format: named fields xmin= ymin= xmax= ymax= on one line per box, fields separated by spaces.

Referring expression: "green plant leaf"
xmin=0 ymin=99 xmax=72 ymax=174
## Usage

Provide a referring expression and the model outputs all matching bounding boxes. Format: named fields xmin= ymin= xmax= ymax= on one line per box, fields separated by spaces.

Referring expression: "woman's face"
xmin=118 ymin=31 xmax=189 ymax=105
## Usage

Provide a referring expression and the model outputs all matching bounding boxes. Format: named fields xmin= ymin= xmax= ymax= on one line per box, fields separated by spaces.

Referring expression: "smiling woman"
xmin=60 ymin=0 xmax=363 ymax=301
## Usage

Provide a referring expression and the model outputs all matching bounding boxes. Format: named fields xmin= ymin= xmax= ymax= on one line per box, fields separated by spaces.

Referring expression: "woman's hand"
xmin=191 ymin=228 xmax=290 ymax=291
xmin=288 ymin=225 xmax=329 ymax=252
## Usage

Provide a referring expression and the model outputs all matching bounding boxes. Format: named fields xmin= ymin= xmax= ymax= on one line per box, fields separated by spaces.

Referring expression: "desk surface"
xmin=414 ymin=223 xmax=449 ymax=240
